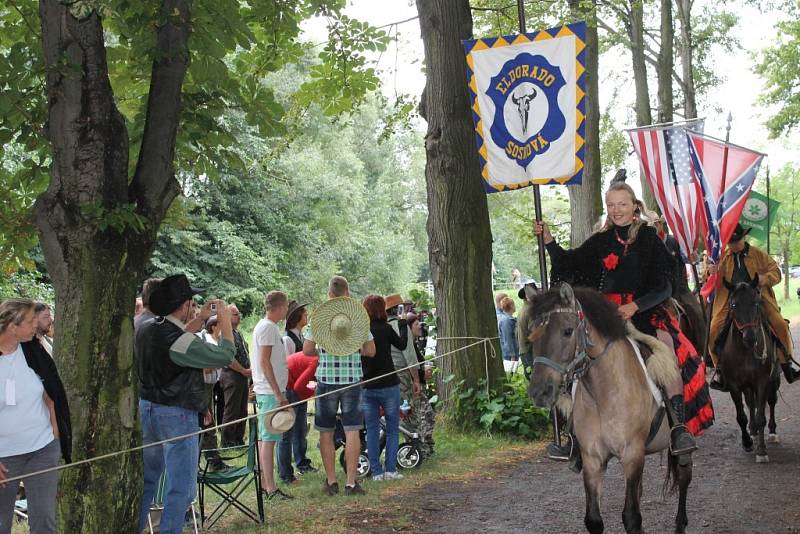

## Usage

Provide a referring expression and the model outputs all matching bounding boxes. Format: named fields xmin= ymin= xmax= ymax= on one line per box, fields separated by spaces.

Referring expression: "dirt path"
xmin=407 ymin=328 xmax=800 ymax=533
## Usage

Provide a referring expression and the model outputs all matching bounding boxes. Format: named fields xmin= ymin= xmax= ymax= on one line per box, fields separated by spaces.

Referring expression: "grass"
xmin=206 ymin=420 xmax=537 ymax=533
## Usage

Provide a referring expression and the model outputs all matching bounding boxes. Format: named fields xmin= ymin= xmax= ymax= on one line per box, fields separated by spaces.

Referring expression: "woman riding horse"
xmin=534 ymin=179 xmax=714 ymax=462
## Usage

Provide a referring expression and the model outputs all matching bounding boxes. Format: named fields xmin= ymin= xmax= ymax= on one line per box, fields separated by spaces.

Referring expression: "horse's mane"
xmin=529 ymin=286 xmax=629 ymax=340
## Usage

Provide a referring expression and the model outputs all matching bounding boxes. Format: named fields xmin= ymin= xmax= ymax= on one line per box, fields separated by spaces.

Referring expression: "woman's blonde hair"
xmin=597 ymin=181 xmax=657 ymax=243
xmin=0 ymin=298 xmax=36 ymax=335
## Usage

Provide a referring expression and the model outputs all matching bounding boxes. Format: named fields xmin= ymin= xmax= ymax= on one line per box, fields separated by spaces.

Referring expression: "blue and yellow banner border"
xmin=463 ymin=21 xmax=587 ymax=192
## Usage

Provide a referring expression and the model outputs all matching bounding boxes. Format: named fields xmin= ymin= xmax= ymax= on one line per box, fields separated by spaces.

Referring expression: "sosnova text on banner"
xmin=463 ymin=21 xmax=587 ymax=192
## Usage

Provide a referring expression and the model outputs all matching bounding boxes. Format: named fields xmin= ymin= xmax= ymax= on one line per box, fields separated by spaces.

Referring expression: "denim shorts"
xmin=315 ymin=382 xmax=363 ymax=432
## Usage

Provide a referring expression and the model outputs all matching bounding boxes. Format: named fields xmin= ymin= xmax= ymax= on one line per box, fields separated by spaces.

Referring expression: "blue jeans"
xmin=361 ymin=385 xmax=400 ymax=476
xmin=277 ymin=390 xmax=311 ymax=481
xmin=138 ymin=400 xmax=200 ymax=534
xmin=315 ymin=382 xmax=363 ymax=432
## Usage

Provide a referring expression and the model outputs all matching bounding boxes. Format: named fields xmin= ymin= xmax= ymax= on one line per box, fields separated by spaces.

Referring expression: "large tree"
xmin=757 ymin=17 xmax=800 ymax=137
xmin=416 ymin=0 xmax=506 ymax=414
xmin=1 ymin=1 xmax=387 ymax=529
xmin=567 ymin=1 xmax=602 ymax=245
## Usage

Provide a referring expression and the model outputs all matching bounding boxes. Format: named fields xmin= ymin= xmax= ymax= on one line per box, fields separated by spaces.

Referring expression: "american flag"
xmin=686 ymin=131 xmax=765 ymax=296
xmin=628 ymin=122 xmax=704 ymax=261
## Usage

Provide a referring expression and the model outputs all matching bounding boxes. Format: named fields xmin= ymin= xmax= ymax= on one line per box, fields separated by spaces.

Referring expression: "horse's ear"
xmin=750 ymin=273 xmax=760 ymax=289
xmin=559 ymin=283 xmax=575 ymax=306
xmin=723 ymin=278 xmax=734 ymax=291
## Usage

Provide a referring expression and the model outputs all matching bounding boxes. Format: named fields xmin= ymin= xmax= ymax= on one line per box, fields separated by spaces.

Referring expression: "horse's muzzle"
xmin=529 ymin=379 xmax=557 ymax=408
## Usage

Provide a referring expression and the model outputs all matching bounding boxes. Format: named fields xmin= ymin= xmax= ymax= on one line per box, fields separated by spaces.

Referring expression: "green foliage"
xmin=148 ymin=90 xmax=428 ymax=307
xmin=80 ymin=202 xmax=148 ymax=234
xmin=0 ymin=269 xmax=54 ymax=303
xmin=0 ymin=0 xmax=391 ymax=272
xmin=448 ymin=372 xmax=550 ymax=440
xmin=488 ymin=187 xmax=570 ymax=284
xmin=408 ymin=287 xmax=434 ymax=311
xmin=757 ymin=17 xmax=800 ymax=137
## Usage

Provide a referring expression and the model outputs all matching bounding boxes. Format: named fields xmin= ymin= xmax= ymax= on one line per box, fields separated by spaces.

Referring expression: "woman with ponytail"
xmin=533 ymin=176 xmax=713 ymax=466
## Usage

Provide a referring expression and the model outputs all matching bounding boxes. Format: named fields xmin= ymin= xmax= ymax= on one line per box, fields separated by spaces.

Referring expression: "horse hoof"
xmin=743 ymin=443 xmax=754 ymax=453
xmin=756 ymin=454 xmax=770 ymax=463
xmin=768 ymin=433 xmax=780 ymax=444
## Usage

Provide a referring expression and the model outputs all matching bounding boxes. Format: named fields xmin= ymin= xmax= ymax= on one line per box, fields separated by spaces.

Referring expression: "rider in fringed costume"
xmin=535 ymin=171 xmax=714 ymax=464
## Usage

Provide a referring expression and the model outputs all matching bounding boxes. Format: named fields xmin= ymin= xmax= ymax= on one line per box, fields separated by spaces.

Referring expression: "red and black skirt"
xmin=604 ymin=293 xmax=715 ymax=435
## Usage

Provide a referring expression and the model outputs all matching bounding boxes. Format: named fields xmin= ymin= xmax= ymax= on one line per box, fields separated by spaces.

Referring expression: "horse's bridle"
xmin=532 ymin=303 xmax=613 ymax=393
xmin=728 ymin=290 xmax=769 ymax=362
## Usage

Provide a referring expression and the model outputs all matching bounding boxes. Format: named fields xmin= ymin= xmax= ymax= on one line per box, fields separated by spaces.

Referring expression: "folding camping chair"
xmin=13 ymin=499 xmax=27 ymax=522
xmin=197 ymin=418 xmax=264 ymax=529
xmin=147 ymin=471 xmax=200 ymax=534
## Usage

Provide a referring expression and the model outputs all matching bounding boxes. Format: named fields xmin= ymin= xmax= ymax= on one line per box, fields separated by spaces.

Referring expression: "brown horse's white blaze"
xmin=527 ymin=284 xmax=692 ymax=534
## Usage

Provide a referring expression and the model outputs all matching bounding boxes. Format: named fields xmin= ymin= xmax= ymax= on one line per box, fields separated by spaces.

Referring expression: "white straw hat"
xmin=309 ymin=297 xmax=370 ymax=356
xmin=265 ymin=407 xmax=296 ymax=434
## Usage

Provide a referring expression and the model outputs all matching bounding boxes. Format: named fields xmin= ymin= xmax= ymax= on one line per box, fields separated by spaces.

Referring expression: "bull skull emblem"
xmin=511 ymin=88 xmax=538 ymax=135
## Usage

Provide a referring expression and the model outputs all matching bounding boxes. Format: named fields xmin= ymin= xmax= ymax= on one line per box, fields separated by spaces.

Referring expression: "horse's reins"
xmin=532 ymin=303 xmax=614 ymax=394
xmin=728 ymin=291 xmax=770 ymax=363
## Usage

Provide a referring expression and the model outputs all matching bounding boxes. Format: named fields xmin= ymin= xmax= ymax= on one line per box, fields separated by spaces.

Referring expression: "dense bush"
xmin=448 ymin=372 xmax=550 ymax=440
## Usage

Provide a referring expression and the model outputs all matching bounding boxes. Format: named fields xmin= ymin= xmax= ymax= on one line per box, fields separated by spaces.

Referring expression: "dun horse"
xmin=717 ymin=275 xmax=780 ymax=462
xmin=528 ymin=284 xmax=691 ymax=534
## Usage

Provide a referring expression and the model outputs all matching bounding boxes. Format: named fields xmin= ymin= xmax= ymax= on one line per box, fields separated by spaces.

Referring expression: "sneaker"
xmin=322 ymin=480 xmax=339 ymax=496
xmin=372 ymin=473 xmax=385 ymax=481
xmin=298 ymin=464 xmax=318 ymax=475
xmin=281 ymin=477 xmax=301 ymax=485
xmin=264 ymin=488 xmax=294 ymax=501
xmin=344 ymin=482 xmax=366 ymax=496
xmin=383 ymin=471 xmax=404 ymax=480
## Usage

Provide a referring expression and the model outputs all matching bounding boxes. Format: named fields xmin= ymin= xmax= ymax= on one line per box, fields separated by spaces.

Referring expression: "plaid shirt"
xmin=305 ymin=327 xmax=372 ymax=385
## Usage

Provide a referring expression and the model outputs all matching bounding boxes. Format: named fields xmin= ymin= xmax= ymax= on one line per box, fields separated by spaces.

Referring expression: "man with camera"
xmin=135 ymin=274 xmax=235 ymax=534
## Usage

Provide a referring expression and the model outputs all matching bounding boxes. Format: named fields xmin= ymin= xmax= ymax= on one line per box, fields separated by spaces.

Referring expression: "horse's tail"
xmin=662 ymin=450 xmax=679 ymax=497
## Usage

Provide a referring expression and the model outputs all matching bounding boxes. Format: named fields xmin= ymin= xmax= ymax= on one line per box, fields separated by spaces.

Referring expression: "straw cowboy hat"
xmin=384 ymin=294 xmax=403 ymax=310
xmin=264 ymin=406 xmax=296 ymax=434
xmin=309 ymin=297 xmax=370 ymax=356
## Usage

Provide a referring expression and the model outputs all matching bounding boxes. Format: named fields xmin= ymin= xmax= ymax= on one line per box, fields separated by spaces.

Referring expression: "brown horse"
xmin=527 ymin=284 xmax=692 ymax=534
xmin=717 ymin=275 xmax=780 ymax=462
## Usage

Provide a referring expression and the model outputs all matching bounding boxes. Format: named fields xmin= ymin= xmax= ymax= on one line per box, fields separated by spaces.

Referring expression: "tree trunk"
xmin=36 ymin=2 xmax=189 ymax=530
xmin=627 ymin=0 xmax=659 ymax=212
xmin=656 ymin=0 xmax=674 ymax=123
xmin=567 ymin=2 xmax=602 ymax=246
xmin=675 ymin=0 xmax=697 ymax=119
xmin=416 ymin=0 xmax=505 ymax=416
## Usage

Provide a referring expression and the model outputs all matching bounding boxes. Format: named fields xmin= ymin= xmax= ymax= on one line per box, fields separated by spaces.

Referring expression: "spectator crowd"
xmin=0 ymin=273 xmax=437 ymax=534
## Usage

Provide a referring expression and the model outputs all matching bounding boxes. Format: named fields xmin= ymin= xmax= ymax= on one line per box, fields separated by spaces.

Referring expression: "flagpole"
xmin=516 ymin=0 xmax=549 ymax=294
xmin=517 ymin=0 xmax=560 ymax=451
xmin=766 ymin=166 xmax=771 ymax=255
xmin=626 ymin=117 xmax=706 ymax=132
xmin=718 ymin=112 xmax=733 ymax=234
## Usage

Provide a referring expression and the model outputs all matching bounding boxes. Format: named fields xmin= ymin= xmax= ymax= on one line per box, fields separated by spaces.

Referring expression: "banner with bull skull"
xmin=463 ymin=21 xmax=587 ymax=192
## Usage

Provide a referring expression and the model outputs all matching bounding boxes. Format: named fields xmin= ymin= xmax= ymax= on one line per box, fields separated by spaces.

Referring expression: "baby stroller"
xmin=334 ymin=410 xmax=423 ymax=477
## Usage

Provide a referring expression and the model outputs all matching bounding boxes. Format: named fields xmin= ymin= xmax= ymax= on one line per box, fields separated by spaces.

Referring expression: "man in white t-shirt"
xmin=251 ymin=290 xmax=291 ymax=500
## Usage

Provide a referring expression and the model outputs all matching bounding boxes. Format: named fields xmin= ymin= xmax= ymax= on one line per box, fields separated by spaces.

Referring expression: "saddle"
xmin=715 ymin=316 xmax=788 ymax=359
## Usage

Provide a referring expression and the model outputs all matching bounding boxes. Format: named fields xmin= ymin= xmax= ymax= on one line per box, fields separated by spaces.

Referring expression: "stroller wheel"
xmin=339 ymin=449 xmax=371 ymax=477
xmin=397 ymin=443 xmax=422 ymax=469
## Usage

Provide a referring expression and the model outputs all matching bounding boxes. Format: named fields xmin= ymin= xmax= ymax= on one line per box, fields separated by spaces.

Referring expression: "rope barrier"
xmin=1 ymin=336 xmax=498 ymax=486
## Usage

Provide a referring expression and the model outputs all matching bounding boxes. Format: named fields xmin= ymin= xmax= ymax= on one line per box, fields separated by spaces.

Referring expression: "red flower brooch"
xmin=602 ymin=253 xmax=620 ymax=271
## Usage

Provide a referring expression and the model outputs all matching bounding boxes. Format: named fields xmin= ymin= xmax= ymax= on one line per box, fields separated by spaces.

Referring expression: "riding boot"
xmin=781 ymin=363 xmax=800 ymax=384
xmin=710 ymin=368 xmax=729 ymax=392
xmin=667 ymin=394 xmax=698 ymax=461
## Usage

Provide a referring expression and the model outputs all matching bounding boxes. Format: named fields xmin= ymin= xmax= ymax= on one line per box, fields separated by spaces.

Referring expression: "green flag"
xmin=740 ymin=190 xmax=779 ymax=242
